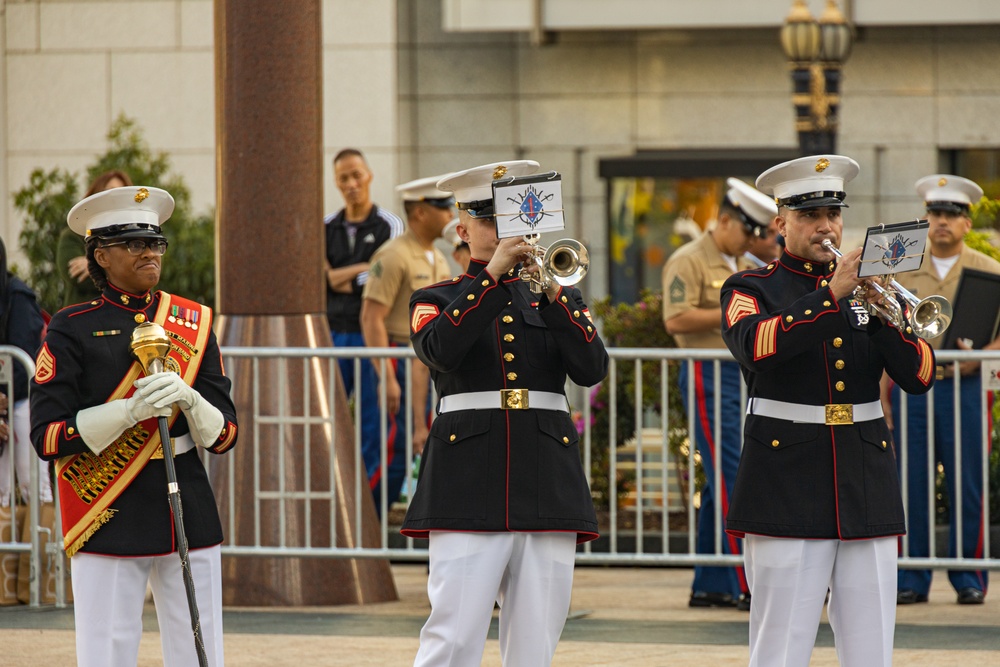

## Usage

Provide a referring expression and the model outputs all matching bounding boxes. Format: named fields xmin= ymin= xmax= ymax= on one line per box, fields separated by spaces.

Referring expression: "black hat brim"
xmin=782 ymin=196 xmax=849 ymax=211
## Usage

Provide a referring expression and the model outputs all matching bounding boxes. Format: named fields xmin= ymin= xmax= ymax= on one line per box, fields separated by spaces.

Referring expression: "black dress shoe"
xmin=689 ymin=591 xmax=737 ymax=608
xmin=957 ymin=588 xmax=985 ymax=605
xmin=736 ymin=594 xmax=751 ymax=611
xmin=896 ymin=589 xmax=929 ymax=605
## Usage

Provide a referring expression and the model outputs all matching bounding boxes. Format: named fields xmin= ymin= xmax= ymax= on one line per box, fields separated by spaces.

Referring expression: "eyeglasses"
xmin=100 ymin=239 xmax=168 ymax=256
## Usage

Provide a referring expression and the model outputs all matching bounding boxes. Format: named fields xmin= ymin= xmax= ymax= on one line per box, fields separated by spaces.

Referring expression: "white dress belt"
xmin=438 ymin=390 xmax=569 ymax=414
xmin=150 ymin=433 xmax=196 ymax=459
xmin=747 ymin=398 xmax=883 ymax=425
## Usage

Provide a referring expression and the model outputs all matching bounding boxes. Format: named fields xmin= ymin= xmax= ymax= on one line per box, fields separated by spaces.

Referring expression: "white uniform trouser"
xmin=745 ymin=535 xmax=896 ymax=667
xmin=72 ymin=545 xmax=224 ymax=667
xmin=414 ymin=531 xmax=577 ymax=667
xmin=0 ymin=399 xmax=53 ymax=506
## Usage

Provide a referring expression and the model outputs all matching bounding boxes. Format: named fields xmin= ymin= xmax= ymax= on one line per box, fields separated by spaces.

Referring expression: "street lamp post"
xmin=781 ymin=0 xmax=853 ymax=155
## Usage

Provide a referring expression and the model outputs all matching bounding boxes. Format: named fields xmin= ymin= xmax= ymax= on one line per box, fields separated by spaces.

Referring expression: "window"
xmin=599 ymin=150 xmax=797 ymax=304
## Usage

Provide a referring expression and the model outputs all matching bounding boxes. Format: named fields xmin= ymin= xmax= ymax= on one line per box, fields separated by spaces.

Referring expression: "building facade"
xmin=3 ymin=0 xmax=999 ymax=303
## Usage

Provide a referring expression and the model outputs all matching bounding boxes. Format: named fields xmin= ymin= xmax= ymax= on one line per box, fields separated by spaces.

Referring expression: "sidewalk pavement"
xmin=2 ymin=564 xmax=997 ymax=666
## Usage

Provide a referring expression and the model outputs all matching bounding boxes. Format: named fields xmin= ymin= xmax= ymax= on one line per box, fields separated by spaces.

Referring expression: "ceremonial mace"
xmin=130 ymin=322 xmax=209 ymax=667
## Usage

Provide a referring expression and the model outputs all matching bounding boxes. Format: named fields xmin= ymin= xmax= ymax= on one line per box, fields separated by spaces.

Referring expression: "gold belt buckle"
xmin=825 ymin=404 xmax=853 ymax=426
xmin=501 ymin=389 xmax=529 ymax=410
xmin=149 ymin=438 xmax=174 ymax=460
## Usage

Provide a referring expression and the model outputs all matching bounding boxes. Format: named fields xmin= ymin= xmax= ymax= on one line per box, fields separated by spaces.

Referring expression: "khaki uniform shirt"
xmin=662 ymin=232 xmax=753 ymax=349
xmin=363 ymin=229 xmax=451 ymax=343
xmin=893 ymin=245 xmax=1000 ymax=350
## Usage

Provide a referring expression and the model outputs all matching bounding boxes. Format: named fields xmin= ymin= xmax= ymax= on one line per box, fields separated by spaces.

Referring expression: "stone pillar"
xmin=213 ymin=0 xmax=396 ymax=605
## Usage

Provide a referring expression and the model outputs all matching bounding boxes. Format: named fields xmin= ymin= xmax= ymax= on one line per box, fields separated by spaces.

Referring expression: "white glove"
xmin=76 ymin=397 xmax=169 ymax=455
xmin=136 ymin=372 xmax=198 ymax=410
xmin=125 ymin=393 xmax=173 ymax=423
xmin=136 ymin=372 xmax=224 ymax=449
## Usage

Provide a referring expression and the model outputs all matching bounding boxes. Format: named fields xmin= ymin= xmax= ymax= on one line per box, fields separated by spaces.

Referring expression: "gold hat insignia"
xmin=134 ymin=187 xmax=149 ymax=203
xmin=938 ymin=177 xmax=948 ymax=187
xmin=492 ymin=165 xmax=508 ymax=180
xmin=815 ymin=158 xmax=830 ymax=172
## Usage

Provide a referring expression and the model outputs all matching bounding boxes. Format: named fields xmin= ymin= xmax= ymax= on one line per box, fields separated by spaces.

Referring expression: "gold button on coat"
xmin=823 ymin=301 xmax=831 ymax=307
xmin=574 ymin=310 xmax=580 ymax=317
xmin=835 ymin=381 xmax=845 ymax=391
xmin=504 ymin=353 xmax=514 ymax=361
xmin=821 ymin=280 xmax=829 ymax=287
xmin=449 ymin=434 xmax=456 ymax=442
xmin=835 ymin=360 xmax=845 ymax=370
xmin=507 ymin=372 xmax=517 ymax=381
xmin=804 ymin=262 xmax=813 ymax=272
xmin=561 ymin=296 xmax=568 ymax=303
xmin=504 ymin=334 xmax=514 ymax=342
xmin=467 ymin=294 xmax=475 ymax=300
xmin=772 ymin=440 xmax=780 ymax=448
xmin=881 ymin=441 xmax=887 ymax=449
xmin=804 ymin=309 xmax=812 ymax=315
xmin=482 ymin=280 xmax=490 ymax=286
xmin=453 ymin=309 xmax=460 ymax=316
xmin=563 ymin=437 xmax=570 ymax=444
xmin=833 ymin=337 xmax=843 ymax=347
xmin=785 ymin=315 xmax=793 ymax=323
xmin=503 ymin=315 xmax=514 ymax=323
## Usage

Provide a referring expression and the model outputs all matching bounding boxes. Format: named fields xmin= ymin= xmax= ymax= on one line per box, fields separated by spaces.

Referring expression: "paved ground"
xmin=2 ymin=564 xmax=997 ymax=666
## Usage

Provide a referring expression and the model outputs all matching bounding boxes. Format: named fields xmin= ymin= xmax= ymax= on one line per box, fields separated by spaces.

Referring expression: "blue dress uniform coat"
xmin=29 ymin=284 xmax=238 ymax=556
xmin=721 ymin=251 xmax=935 ymax=540
xmin=401 ymin=258 xmax=608 ymax=542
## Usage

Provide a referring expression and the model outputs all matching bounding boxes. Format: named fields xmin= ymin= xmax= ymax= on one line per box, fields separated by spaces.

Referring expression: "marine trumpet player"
xmin=720 ymin=155 xmax=935 ymax=667
xmin=403 ymin=160 xmax=608 ymax=667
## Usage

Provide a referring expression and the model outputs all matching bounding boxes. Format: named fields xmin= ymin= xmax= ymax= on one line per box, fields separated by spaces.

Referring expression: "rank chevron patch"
xmin=725 ymin=291 xmax=759 ymax=327
xmin=34 ymin=343 xmax=56 ymax=384
xmin=411 ymin=303 xmax=440 ymax=334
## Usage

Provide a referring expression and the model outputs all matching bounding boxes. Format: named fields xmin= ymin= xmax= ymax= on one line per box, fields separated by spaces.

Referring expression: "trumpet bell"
xmin=543 ymin=239 xmax=589 ymax=287
xmin=909 ymin=295 xmax=953 ymax=339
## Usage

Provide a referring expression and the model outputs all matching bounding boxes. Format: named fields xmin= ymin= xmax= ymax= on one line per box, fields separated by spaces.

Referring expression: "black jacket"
xmin=325 ymin=205 xmax=402 ymax=333
xmin=29 ymin=284 xmax=238 ymax=556
xmin=401 ymin=259 xmax=608 ymax=543
xmin=1 ymin=274 xmax=44 ymax=400
xmin=721 ymin=251 xmax=935 ymax=539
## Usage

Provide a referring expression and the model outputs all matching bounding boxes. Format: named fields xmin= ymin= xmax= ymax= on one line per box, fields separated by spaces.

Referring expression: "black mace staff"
xmin=130 ymin=321 xmax=209 ymax=667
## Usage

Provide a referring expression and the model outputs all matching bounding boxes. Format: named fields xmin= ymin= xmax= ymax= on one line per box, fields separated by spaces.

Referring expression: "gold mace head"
xmin=130 ymin=321 xmax=170 ymax=375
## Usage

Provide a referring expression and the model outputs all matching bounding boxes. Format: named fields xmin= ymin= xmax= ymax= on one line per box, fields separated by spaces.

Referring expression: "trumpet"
xmin=519 ymin=234 xmax=589 ymax=294
xmin=821 ymin=239 xmax=952 ymax=339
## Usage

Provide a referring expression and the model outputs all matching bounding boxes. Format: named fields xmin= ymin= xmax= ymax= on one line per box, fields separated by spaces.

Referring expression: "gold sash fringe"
xmin=64 ymin=509 xmax=117 ymax=558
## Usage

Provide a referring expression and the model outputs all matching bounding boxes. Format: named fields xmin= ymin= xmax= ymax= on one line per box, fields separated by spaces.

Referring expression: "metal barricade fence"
xmin=0 ymin=345 xmax=65 ymax=608
xmin=10 ymin=344 xmax=1000 ymax=606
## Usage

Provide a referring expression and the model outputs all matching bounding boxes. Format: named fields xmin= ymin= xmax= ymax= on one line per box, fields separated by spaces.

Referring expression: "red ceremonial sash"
xmin=56 ymin=293 xmax=212 ymax=557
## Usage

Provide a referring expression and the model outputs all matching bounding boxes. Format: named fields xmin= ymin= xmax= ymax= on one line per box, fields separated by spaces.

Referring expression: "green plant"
xmin=12 ymin=169 xmax=80 ymax=314
xmin=970 ymin=195 xmax=1000 ymax=231
xmin=586 ymin=289 xmax=693 ymax=511
xmin=13 ymin=114 xmax=215 ymax=313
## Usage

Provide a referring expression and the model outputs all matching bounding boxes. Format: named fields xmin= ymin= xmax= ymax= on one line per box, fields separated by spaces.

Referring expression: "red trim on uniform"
xmin=692 ymin=362 xmax=748 ymax=591
xmin=399 ymin=527 xmax=599 ymax=544
xmin=753 ymin=317 xmax=779 ymax=361
xmin=551 ymin=289 xmax=597 ymax=342
xmin=213 ymin=422 xmax=238 ymax=454
xmin=726 ymin=291 xmax=759 ymax=327
xmin=65 ymin=300 xmax=104 ymax=318
xmin=972 ymin=391 xmax=994 ymax=591
xmin=411 ymin=303 xmax=440 ymax=333
xmin=820 ymin=344 xmax=845 ymax=539
xmin=369 ymin=352 xmax=402 ymax=492
xmin=43 ymin=422 xmax=62 ymax=457
xmin=445 ymin=282 xmax=499 ymax=326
